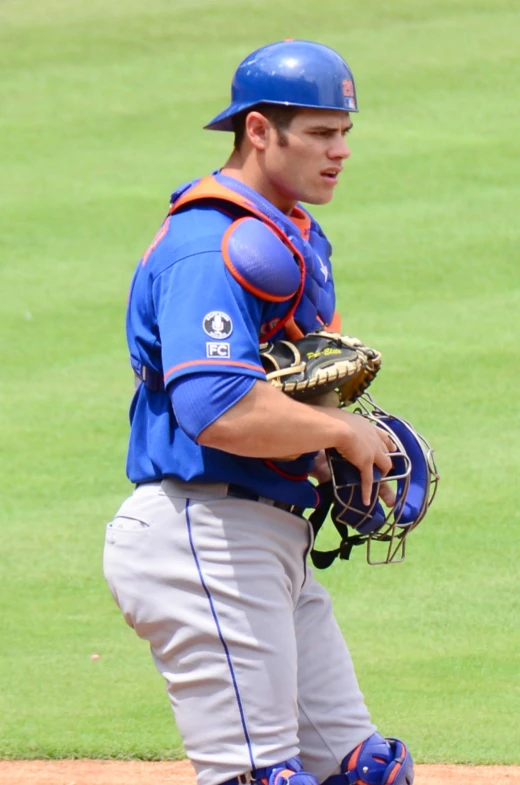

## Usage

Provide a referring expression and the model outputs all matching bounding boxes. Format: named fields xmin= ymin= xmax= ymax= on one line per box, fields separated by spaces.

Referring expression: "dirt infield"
xmin=0 ymin=760 xmax=517 ymax=785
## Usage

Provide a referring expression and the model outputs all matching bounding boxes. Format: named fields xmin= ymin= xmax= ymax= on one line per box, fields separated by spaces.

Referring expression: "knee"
xmin=322 ymin=733 xmax=414 ymax=785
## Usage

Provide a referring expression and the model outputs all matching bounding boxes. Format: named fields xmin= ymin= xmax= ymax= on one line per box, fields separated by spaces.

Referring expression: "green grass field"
xmin=1 ymin=0 xmax=519 ymax=766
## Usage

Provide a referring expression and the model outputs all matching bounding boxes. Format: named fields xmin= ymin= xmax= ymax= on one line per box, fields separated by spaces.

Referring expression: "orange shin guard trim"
xmin=273 ymin=769 xmax=296 ymax=785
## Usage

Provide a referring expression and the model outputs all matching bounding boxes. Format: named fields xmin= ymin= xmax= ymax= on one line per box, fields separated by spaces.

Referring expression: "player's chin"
xmin=303 ymin=188 xmax=336 ymax=206
xmin=301 ymin=178 xmax=339 ymax=205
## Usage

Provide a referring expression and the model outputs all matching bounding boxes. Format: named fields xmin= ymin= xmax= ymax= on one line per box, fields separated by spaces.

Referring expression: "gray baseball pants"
xmin=103 ymin=479 xmax=375 ymax=785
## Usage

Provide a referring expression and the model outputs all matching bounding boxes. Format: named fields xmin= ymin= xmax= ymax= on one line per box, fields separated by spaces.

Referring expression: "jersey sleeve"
xmin=170 ymin=372 xmax=256 ymax=442
xmin=153 ymin=250 xmax=268 ymax=388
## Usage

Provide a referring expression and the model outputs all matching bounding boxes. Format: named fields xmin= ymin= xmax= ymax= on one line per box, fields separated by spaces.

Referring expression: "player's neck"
xmin=221 ymin=154 xmax=297 ymax=216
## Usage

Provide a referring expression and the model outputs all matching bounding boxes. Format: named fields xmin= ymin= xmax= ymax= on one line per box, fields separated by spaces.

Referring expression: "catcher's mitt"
xmin=260 ymin=331 xmax=381 ymax=405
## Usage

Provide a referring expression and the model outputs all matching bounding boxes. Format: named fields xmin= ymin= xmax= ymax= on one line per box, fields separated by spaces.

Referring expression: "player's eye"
xmin=310 ymin=130 xmax=334 ymax=138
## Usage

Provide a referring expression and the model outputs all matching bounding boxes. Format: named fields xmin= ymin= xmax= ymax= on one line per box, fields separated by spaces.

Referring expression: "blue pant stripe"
xmin=185 ymin=499 xmax=256 ymax=773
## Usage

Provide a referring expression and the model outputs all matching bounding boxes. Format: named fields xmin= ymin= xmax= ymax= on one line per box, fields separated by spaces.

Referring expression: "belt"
xmin=227 ymin=483 xmax=297 ymax=514
xmin=136 ymin=479 xmax=299 ymax=515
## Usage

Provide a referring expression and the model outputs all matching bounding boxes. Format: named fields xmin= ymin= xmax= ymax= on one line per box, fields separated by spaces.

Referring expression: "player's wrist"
xmin=333 ymin=424 xmax=357 ymax=456
xmin=319 ymin=408 xmax=356 ymax=454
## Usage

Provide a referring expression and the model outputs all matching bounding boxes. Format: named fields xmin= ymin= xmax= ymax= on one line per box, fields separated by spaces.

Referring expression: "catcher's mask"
xmin=310 ymin=394 xmax=439 ymax=566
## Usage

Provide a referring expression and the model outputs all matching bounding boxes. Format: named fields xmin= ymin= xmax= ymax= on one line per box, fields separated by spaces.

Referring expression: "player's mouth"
xmin=320 ymin=167 xmax=342 ymax=185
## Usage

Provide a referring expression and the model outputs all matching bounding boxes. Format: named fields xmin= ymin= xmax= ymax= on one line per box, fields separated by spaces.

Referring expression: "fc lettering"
xmin=206 ymin=342 xmax=231 ymax=358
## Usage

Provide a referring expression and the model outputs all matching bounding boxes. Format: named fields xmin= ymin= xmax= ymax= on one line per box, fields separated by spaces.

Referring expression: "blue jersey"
xmin=125 ymin=174 xmax=337 ymax=508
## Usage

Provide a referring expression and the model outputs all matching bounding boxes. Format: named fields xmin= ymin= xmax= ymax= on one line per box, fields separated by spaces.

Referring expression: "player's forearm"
xmin=197 ymin=379 xmax=351 ymax=458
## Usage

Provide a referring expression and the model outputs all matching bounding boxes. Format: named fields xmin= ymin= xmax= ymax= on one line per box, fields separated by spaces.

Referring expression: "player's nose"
xmin=328 ymin=136 xmax=351 ymax=160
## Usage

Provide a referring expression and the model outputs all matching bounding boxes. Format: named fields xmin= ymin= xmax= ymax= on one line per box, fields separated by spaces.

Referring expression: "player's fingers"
xmin=374 ymin=448 xmax=393 ymax=477
xmin=375 ymin=427 xmax=396 ymax=454
xmin=360 ymin=463 xmax=374 ymax=507
xmin=378 ymin=482 xmax=396 ymax=507
xmin=387 ymin=437 xmax=398 ymax=453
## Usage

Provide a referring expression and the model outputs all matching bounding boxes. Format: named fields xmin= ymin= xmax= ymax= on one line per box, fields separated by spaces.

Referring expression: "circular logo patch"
xmin=203 ymin=311 xmax=233 ymax=340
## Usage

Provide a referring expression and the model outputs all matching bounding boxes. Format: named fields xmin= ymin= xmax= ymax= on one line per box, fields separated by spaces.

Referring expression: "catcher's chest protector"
xmin=168 ymin=174 xmax=336 ymax=340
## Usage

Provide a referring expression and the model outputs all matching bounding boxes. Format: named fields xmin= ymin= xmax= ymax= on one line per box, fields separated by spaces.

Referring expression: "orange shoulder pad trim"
xmin=168 ymin=175 xmax=250 ymax=216
xmin=289 ymin=205 xmax=312 ymax=241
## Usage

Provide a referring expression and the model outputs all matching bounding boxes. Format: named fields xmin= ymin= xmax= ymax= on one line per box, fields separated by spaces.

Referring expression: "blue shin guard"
xmin=322 ymin=733 xmax=414 ymax=785
xmin=222 ymin=756 xmax=320 ymax=785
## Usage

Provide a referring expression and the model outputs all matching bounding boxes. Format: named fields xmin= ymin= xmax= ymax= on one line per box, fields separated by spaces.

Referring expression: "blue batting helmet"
xmin=205 ymin=40 xmax=358 ymax=132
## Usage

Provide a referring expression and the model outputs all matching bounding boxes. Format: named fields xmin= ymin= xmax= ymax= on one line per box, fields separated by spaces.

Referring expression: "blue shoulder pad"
xmin=222 ymin=217 xmax=301 ymax=302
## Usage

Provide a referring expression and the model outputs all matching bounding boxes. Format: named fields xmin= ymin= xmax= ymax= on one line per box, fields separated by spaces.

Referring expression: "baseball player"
xmin=103 ymin=40 xmax=414 ymax=785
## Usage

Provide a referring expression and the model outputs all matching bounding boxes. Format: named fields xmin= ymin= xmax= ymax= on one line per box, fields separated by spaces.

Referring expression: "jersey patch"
xmin=203 ymin=311 xmax=233 ymax=339
xmin=206 ymin=342 xmax=230 ymax=358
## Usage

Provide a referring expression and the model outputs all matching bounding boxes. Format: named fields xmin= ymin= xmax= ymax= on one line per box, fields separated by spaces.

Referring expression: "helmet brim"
xmin=204 ymin=98 xmax=358 ymax=132
xmin=204 ymin=102 xmax=257 ymax=132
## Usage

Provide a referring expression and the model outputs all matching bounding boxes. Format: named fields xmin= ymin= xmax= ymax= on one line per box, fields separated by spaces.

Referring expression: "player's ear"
xmin=245 ymin=111 xmax=271 ymax=150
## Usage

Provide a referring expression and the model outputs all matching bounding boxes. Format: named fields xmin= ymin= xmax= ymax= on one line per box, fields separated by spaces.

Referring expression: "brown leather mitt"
xmin=259 ymin=331 xmax=382 ymax=406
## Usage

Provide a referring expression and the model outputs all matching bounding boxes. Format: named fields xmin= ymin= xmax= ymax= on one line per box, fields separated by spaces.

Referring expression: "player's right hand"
xmin=334 ymin=411 xmax=394 ymax=505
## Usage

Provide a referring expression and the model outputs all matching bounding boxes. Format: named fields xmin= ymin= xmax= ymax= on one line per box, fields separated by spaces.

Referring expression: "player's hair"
xmin=232 ymin=103 xmax=300 ymax=150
